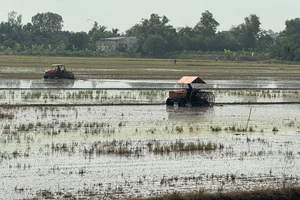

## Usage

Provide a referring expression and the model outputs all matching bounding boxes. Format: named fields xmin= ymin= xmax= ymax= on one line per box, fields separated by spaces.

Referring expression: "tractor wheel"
xmin=63 ymin=72 xmax=75 ymax=79
xmin=178 ymin=98 xmax=187 ymax=107
xmin=196 ymin=92 xmax=215 ymax=106
xmin=48 ymin=74 xmax=55 ymax=79
xmin=166 ymin=98 xmax=174 ymax=106
xmin=67 ymin=72 xmax=75 ymax=79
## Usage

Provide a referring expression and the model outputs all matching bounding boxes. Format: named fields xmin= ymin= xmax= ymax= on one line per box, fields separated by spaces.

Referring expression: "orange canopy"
xmin=176 ymin=76 xmax=206 ymax=84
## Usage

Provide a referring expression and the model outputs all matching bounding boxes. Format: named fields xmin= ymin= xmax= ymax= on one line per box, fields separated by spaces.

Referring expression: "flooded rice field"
xmin=2 ymin=79 xmax=300 ymax=89
xmin=1 ymin=79 xmax=300 ymax=199
xmin=0 ymin=87 xmax=299 ymax=105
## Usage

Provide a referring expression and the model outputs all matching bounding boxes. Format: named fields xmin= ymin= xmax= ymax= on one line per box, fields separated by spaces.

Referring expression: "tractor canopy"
xmin=166 ymin=76 xmax=214 ymax=107
xmin=176 ymin=76 xmax=206 ymax=84
xmin=52 ymin=64 xmax=65 ymax=68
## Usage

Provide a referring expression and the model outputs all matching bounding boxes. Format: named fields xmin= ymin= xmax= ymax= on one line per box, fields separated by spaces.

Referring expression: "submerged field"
xmin=0 ymin=78 xmax=300 ymax=199
xmin=1 ymin=56 xmax=300 ymax=199
xmin=1 ymin=103 xmax=300 ymax=199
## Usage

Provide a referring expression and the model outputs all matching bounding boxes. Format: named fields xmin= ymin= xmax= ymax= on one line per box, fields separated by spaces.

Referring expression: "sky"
xmin=1 ymin=0 xmax=300 ymax=34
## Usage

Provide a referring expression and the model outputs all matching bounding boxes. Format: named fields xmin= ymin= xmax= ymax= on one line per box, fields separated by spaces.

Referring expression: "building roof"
xmin=176 ymin=76 xmax=206 ymax=84
xmin=52 ymin=64 xmax=65 ymax=67
xmin=100 ymin=36 xmax=137 ymax=41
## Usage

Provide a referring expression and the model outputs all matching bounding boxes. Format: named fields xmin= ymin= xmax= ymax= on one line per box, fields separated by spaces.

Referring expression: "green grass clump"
xmin=0 ymin=112 xmax=14 ymax=119
xmin=210 ymin=126 xmax=222 ymax=132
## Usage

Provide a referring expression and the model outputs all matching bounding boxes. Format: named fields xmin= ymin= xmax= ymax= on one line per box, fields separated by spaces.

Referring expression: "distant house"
xmin=96 ymin=37 xmax=138 ymax=52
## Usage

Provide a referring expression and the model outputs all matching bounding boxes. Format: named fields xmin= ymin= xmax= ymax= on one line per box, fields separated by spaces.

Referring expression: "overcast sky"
xmin=1 ymin=0 xmax=299 ymax=34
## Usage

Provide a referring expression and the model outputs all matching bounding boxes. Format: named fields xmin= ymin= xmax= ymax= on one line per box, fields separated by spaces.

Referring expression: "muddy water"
xmin=1 ymin=79 xmax=300 ymax=199
xmin=1 ymin=104 xmax=300 ymax=199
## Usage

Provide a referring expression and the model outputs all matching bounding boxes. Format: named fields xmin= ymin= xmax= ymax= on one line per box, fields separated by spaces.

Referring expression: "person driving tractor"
xmin=186 ymin=83 xmax=193 ymax=99
xmin=56 ymin=65 xmax=61 ymax=74
xmin=166 ymin=76 xmax=214 ymax=107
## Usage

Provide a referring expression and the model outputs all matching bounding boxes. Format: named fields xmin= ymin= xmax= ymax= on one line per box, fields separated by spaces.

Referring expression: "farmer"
xmin=186 ymin=83 xmax=193 ymax=99
xmin=56 ymin=65 xmax=61 ymax=74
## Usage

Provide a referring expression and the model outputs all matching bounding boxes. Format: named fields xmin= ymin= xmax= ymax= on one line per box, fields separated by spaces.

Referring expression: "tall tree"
xmin=143 ymin=34 xmax=167 ymax=57
xmin=126 ymin=13 xmax=179 ymax=56
xmin=272 ymin=18 xmax=300 ymax=60
xmin=21 ymin=23 xmax=34 ymax=47
xmin=111 ymin=28 xmax=120 ymax=37
xmin=282 ymin=18 xmax=300 ymax=36
xmin=177 ymin=26 xmax=193 ymax=51
xmin=230 ymin=14 xmax=261 ymax=50
xmin=88 ymin=21 xmax=117 ymax=49
xmin=31 ymin=12 xmax=63 ymax=32
xmin=0 ymin=11 xmax=23 ymax=48
xmin=194 ymin=10 xmax=219 ymax=38
xmin=69 ymin=32 xmax=90 ymax=50
xmin=256 ymin=31 xmax=274 ymax=52
xmin=7 ymin=11 xmax=22 ymax=26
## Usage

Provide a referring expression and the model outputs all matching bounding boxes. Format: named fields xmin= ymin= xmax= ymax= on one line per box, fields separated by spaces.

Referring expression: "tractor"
xmin=44 ymin=64 xmax=75 ymax=79
xmin=166 ymin=76 xmax=215 ymax=107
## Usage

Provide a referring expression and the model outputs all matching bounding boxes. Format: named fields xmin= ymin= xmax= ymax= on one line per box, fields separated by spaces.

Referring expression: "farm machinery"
xmin=166 ymin=76 xmax=215 ymax=107
xmin=44 ymin=64 xmax=75 ymax=79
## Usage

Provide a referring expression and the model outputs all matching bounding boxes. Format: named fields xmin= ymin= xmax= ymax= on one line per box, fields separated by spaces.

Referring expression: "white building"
xmin=96 ymin=37 xmax=138 ymax=51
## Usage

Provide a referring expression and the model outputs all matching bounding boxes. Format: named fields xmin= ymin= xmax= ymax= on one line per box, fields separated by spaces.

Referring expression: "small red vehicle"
xmin=44 ymin=64 xmax=75 ymax=79
xmin=166 ymin=76 xmax=215 ymax=107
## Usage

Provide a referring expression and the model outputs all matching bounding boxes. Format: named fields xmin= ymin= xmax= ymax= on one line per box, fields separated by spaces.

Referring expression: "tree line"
xmin=1 ymin=11 xmax=300 ymax=61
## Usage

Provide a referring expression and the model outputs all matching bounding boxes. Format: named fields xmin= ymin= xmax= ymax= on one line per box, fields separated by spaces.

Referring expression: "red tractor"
xmin=166 ymin=76 xmax=215 ymax=107
xmin=44 ymin=64 xmax=75 ymax=79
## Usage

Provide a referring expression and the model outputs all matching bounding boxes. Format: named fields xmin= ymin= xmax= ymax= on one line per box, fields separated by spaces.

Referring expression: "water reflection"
xmin=241 ymin=95 xmax=258 ymax=103
xmin=208 ymin=80 xmax=300 ymax=89
xmin=0 ymin=79 xmax=22 ymax=88
xmin=30 ymin=79 xmax=75 ymax=88
xmin=166 ymin=106 xmax=214 ymax=120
